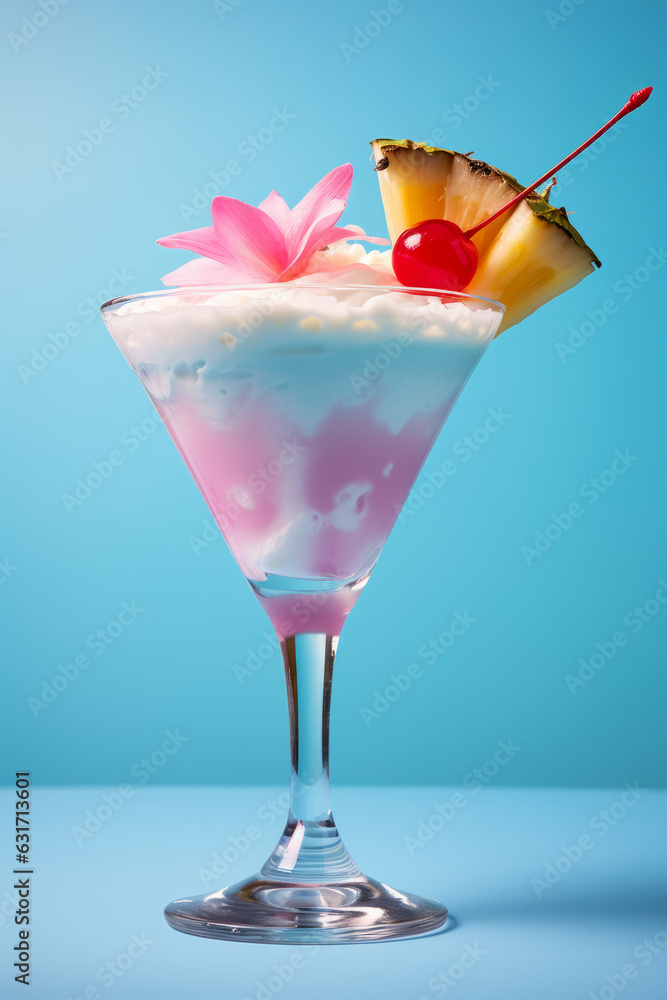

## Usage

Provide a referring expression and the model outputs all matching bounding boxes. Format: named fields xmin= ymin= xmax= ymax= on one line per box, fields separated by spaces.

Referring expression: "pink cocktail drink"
xmin=103 ymin=284 xmax=501 ymax=637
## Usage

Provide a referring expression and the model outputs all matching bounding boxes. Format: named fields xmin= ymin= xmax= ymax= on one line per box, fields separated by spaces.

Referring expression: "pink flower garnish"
xmin=157 ymin=164 xmax=389 ymax=286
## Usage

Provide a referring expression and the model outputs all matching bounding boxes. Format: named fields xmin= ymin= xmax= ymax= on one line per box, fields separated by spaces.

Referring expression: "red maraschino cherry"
xmin=392 ymin=87 xmax=653 ymax=293
xmin=390 ymin=219 xmax=478 ymax=291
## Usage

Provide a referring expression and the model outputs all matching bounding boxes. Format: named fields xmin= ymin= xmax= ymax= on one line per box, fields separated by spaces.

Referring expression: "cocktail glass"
xmin=100 ymin=282 xmax=504 ymax=943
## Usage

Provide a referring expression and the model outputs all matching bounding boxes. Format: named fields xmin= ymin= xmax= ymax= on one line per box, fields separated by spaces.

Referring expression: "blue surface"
xmin=2 ymin=0 xmax=667 ymax=787
xmin=1 ymin=785 xmax=666 ymax=998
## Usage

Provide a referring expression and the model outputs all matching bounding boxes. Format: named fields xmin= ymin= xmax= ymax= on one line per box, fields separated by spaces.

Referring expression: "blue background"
xmin=2 ymin=0 xmax=666 ymax=789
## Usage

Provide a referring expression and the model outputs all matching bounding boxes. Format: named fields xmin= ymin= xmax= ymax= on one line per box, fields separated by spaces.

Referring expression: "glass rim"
xmin=100 ymin=282 xmax=505 ymax=315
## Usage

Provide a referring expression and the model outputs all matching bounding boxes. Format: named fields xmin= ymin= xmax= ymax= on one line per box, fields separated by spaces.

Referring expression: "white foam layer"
xmin=103 ymin=263 xmax=504 ymax=437
xmin=108 ymin=253 xmax=502 ymax=358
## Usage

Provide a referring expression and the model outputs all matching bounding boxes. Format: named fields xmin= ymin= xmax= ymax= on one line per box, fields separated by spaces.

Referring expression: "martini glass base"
xmin=164 ymin=873 xmax=448 ymax=944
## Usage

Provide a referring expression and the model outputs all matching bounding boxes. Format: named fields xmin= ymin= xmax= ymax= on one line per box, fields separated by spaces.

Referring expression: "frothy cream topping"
xmin=299 ymin=242 xmax=397 ymax=285
xmin=106 ymin=247 xmax=504 ymax=355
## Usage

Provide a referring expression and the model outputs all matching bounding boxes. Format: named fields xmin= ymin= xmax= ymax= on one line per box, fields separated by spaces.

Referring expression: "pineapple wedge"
xmin=371 ymin=138 xmax=601 ymax=333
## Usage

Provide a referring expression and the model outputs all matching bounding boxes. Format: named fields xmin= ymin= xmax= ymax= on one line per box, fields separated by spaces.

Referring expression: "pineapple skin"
xmin=371 ymin=139 xmax=601 ymax=333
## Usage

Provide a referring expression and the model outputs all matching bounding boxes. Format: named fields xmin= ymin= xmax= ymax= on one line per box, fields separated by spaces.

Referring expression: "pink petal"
xmin=210 ymin=197 xmax=289 ymax=275
xmin=157 ymin=198 xmax=289 ymax=283
xmin=157 ymin=221 xmax=274 ymax=277
xmin=258 ymin=190 xmax=291 ymax=228
xmin=285 ymin=163 xmax=353 ymax=256
xmin=157 ymin=225 xmax=226 ymax=257
xmin=280 ymin=217 xmax=390 ymax=282
xmin=161 ymin=256 xmax=274 ymax=287
xmin=279 ymin=209 xmax=343 ymax=280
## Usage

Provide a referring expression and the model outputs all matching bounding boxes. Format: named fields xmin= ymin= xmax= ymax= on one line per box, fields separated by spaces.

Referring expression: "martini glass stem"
xmin=260 ymin=631 xmax=361 ymax=883
xmin=285 ymin=632 xmax=336 ymax=821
